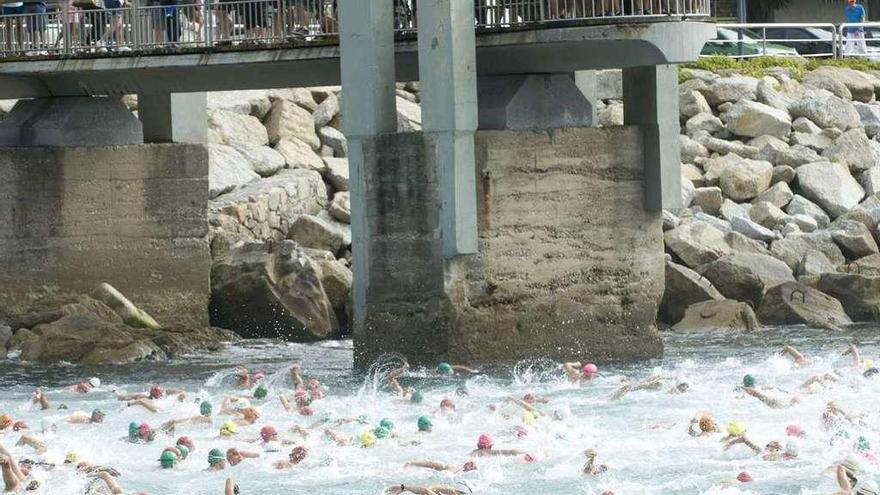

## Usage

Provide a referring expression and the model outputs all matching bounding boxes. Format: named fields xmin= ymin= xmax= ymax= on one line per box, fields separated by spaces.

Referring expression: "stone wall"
xmin=355 ymin=126 xmax=664 ymax=366
xmin=0 ymin=145 xmax=210 ymax=326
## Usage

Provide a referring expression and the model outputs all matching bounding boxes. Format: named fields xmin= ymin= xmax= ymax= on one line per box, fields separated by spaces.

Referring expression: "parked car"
xmin=702 ymin=27 xmax=801 ymax=57
xmin=759 ymin=26 xmax=835 ymax=57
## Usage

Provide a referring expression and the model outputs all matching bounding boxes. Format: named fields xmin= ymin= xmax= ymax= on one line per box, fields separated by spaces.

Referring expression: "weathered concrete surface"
xmin=355 ymin=127 xmax=664 ymax=366
xmin=0 ymin=145 xmax=210 ymax=326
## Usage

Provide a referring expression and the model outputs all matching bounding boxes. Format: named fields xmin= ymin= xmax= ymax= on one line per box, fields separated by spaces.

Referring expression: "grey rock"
xmin=318 ymin=126 xmax=348 ymax=157
xmin=275 ymin=137 xmax=327 ymax=173
xmin=860 ymin=167 xmax=880 ymax=196
xmin=756 ymin=281 xmax=852 ymax=331
xmin=672 ymin=299 xmax=761 ymax=332
xmin=772 ymin=165 xmax=796 ymax=185
xmin=791 ymin=132 xmax=833 ymax=152
xmin=792 ymin=117 xmax=822 ymax=134
xmin=699 ymin=76 xmax=760 ymax=106
xmin=700 ymin=252 xmax=795 ymax=307
xmin=682 ymin=163 xmax=705 ymax=187
xmin=228 ymin=141 xmax=286 ymax=177
xmin=770 ymin=231 xmax=847 ymax=270
xmin=597 ymin=103 xmax=624 ymax=127
xmin=786 ymin=195 xmax=831 ymax=229
xmin=208 ymin=144 xmax=260 ymax=199
xmin=730 ymin=215 xmax=777 ymax=242
xmin=681 ymin=177 xmax=695 ymax=208
xmin=754 ymin=181 xmax=794 ymax=209
xmin=831 ymin=219 xmax=880 ymax=259
xmin=269 ymin=87 xmax=320 ymax=112
xmin=796 ymin=161 xmax=866 ymax=218
xmin=660 ymin=261 xmax=725 ymax=324
xmin=694 ymin=212 xmax=732 ymax=233
xmin=725 ymin=231 xmax=771 ymax=256
xmin=757 ymin=78 xmax=799 ymax=112
xmin=264 ymin=98 xmax=320 ymax=149
xmin=822 ymin=128 xmax=879 ymax=175
xmin=680 ymin=90 xmax=712 ymax=120
xmin=720 ymin=199 xmax=749 ymax=222
xmin=692 ymin=187 xmax=723 ymax=216
xmin=849 ymin=252 xmax=880 ymax=276
xmin=686 ymin=112 xmax=725 ymax=136
xmin=208 ymin=90 xmax=272 ymax=118
xmin=822 ymin=127 xmax=844 ymax=140
xmin=328 ymin=191 xmax=351 ymax=224
xmin=698 ymin=135 xmax=759 ymax=158
xmin=324 ymin=157 xmax=349 ymax=192
xmin=816 ymin=273 xmax=880 ymax=321
xmin=719 ymin=156 xmax=773 ymax=201
xmin=775 ymin=144 xmax=823 ymax=168
xmin=806 ymin=66 xmax=876 ymax=103
xmin=664 ymin=221 xmax=732 ymax=268
xmin=791 ymin=214 xmax=819 ymax=233
xmin=781 ymin=222 xmax=801 ymax=236
xmin=396 ymin=96 xmax=422 ymax=132
xmin=854 ymin=101 xmax=880 ymax=137
xmin=680 ymin=134 xmax=710 ymax=164
xmin=91 ymin=283 xmax=161 ymax=329
xmin=723 ymin=100 xmax=792 ymax=139
xmin=312 ymin=93 xmax=340 ymax=128
xmin=208 ymin=110 xmax=270 ymax=147
xmin=0 ymin=324 xmax=11 ymax=350
xmin=750 ymin=134 xmax=789 ymax=163
xmin=750 ymin=201 xmax=789 ymax=230
xmin=663 ymin=209 xmax=681 ymax=231
xmin=289 ymin=214 xmax=349 ymax=254
xmin=798 ymin=249 xmax=837 ymax=277
xmin=789 ymin=90 xmax=861 ymax=131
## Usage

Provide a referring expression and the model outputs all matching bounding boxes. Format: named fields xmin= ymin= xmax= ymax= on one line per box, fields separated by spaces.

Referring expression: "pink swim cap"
xmin=138 ymin=423 xmax=152 ymax=437
xmin=252 ymin=371 xmax=266 ymax=381
xmin=737 ymin=472 xmax=753 ymax=482
xmin=524 ymin=453 xmax=537 ymax=463
xmin=462 ymin=461 xmax=477 ymax=472
xmin=477 ymin=434 xmax=494 ymax=450
xmin=523 ymin=393 xmax=536 ymax=404
xmin=785 ymin=424 xmax=805 ymax=438
xmin=582 ymin=363 xmax=598 ymax=376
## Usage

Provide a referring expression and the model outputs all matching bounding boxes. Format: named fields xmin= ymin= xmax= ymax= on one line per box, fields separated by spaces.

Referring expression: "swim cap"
xmin=462 ymin=461 xmax=477 ymax=472
xmin=200 ymin=401 xmax=212 ymax=417
xmin=128 ymin=422 xmax=139 ymax=440
xmin=75 ymin=383 xmax=91 ymax=393
xmin=149 ymin=385 xmax=163 ymax=399
xmin=88 ymin=377 xmax=101 ymax=388
xmin=410 ymin=390 xmax=423 ymax=403
xmin=742 ymin=374 xmax=756 ymax=388
xmin=524 ymin=453 xmax=537 ymax=463
xmin=177 ymin=436 xmax=194 ymax=452
xmin=523 ymin=393 xmax=536 ymax=404
xmin=138 ymin=423 xmax=153 ymax=439
xmin=177 ymin=445 xmax=189 ymax=459
xmin=379 ymin=418 xmax=395 ymax=431
xmin=263 ymin=441 xmax=281 ymax=453
xmin=12 ymin=421 xmax=28 ymax=432
xmin=159 ymin=450 xmax=176 ymax=469
xmin=698 ymin=416 xmax=716 ymax=432
xmin=91 ymin=409 xmax=105 ymax=423
xmin=727 ymin=421 xmax=745 ymax=437
xmin=866 ymin=359 xmax=876 ymax=368
xmin=373 ymin=426 xmax=390 ymax=439
xmin=254 ymin=384 xmax=268 ymax=400
xmin=308 ymin=378 xmax=321 ymax=389
xmin=785 ymin=424 xmax=805 ymax=438
xmin=477 ymin=434 xmax=494 ymax=450
xmin=208 ymin=448 xmax=225 ymax=466
xmin=582 ymin=363 xmax=598 ymax=376
xmin=737 ymin=471 xmax=753 ymax=482
xmin=65 ymin=451 xmax=78 ymax=463
xmin=290 ymin=446 xmax=308 ymax=464
xmin=437 ymin=362 xmax=453 ymax=374
xmin=522 ymin=411 xmax=537 ymax=424
xmin=417 ymin=416 xmax=433 ymax=432
xmin=252 ymin=371 xmax=266 ymax=381
xmin=857 ymin=436 xmax=872 ymax=452
xmin=857 ymin=480 xmax=880 ymax=495
xmin=234 ymin=399 xmax=251 ymax=410
xmin=0 ymin=414 xmax=12 ymax=428
xmin=220 ymin=421 xmax=237 ymax=436
xmin=359 ymin=431 xmax=377 ymax=447
xmin=844 ymin=455 xmax=864 ymax=475
xmin=260 ymin=426 xmax=278 ymax=442
xmin=515 ymin=425 xmax=528 ymax=438
xmin=294 ymin=390 xmax=310 ymax=406
xmin=440 ymin=398 xmax=455 ymax=410
xmin=242 ymin=407 xmax=261 ymax=421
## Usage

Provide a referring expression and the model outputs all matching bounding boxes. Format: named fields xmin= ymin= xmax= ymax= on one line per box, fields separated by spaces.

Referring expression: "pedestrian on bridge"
xmin=844 ymin=0 xmax=868 ymax=56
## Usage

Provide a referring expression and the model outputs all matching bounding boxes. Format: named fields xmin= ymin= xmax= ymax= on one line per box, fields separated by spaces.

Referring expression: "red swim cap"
xmin=290 ymin=446 xmax=309 ymax=464
xmin=477 ymin=434 xmax=493 ymax=450
xmin=737 ymin=472 xmax=753 ymax=482
xmin=523 ymin=393 xmax=536 ymax=404
xmin=440 ymin=398 xmax=455 ymax=409
xmin=462 ymin=461 xmax=477 ymax=472
xmin=12 ymin=421 xmax=27 ymax=432
xmin=260 ymin=426 xmax=278 ymax=442
xmin=176 ymin=436 xmax=194 ymax=451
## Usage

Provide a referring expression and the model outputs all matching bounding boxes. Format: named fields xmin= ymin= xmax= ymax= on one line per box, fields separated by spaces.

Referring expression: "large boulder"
xmin=264 ymin=99 xmax=321 ymax=149
xmin=208 ymin=144 xmax=260 ymax=199
xmin=313 ymin=93 xmax=340 ymax=128
xmin=316 ymin=259 xmax=352 ymax=327
xmin=756 ymin=282 xmax=852 ymax=331
xmin=686 ymin=113 xmax=725 ymax=136
xmin=786 ymin=194 xmax=830 ymax=229
xmin=289 ymin=214 xmax=351 ymax=254
xmin=328 ymin=191 xmax=351 ymax=224
xmin=210 ymin=241 xmax=338 ymax=340
xmin=816 ymin=273 xmax=880 ymax=321
xmin=805 ymin=66 xmax=876 ymax=103
xmin=822 ymin=129 xmax=879 ymax=175
xmin=275 ymin=138 xmax=326 ymax=173
xmin=208 ymin=90 xmax=272 ymax=118
xmin=750 ymin=201 xmax=789 ymax=230
xmin=850 ymin=253 xmax=880 ymax=276
xmin=660 ymin=261 xmax=725 ymax=324
xmin=860 ymin=167 xmax=880 ymax=196
xmin=854 ymin=102 xmax=880 ymax=138
xmin=318 ymin=126 xmax=348 ymax=157
xmin=798 ymin=249 xmax=837 ymax=277
xmin=719 ymin=156 xmax=773 ymax=201
xmin=692 ymin=187 xmax=723 ymax=216
xmin=770 ymin=231 xmax=846 ymax=270
xmin=208 ymin=110 xmax=269 ymax=146
xmin=228 ymin=141 xmax=286 ymax=177
xmin=324 ymin=157 xmax=350 ymax=192
xmin=672 ymin=299 xmax=761 ymax=332
xmin=396 ymin=96 xmax=422 ymax=132
xmin=730 ymin=215 xmax=777 ymax=242
xmin=680 ymin=90 xmax=712 ymax=120
xmin=775 ymin=144 xmax=823 ymax=168
xmin=796 ymin=161 xmax=865 ymax=218
xmin=680 ymin=135 xmax=709 ymax=164
xmin=831 ymin=219 xmax=880 ymax=259
xmin=789 ymin=90 xmax=860 ymax=131
xmin=699 ymin=76 xmax=759 ymax=106
xmin=664 ymin=221 xmax=731 ymax=268
xmin=700 ymin=253 xmax=795 ymax=307
xmin=723 ymin=100 xmax=791 ymax=139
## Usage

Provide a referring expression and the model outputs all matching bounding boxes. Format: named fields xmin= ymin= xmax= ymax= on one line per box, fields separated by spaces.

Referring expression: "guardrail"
xmin=705 ymin=23 xmax=837 ymax=59
xmin=0 ymin=0 xmax=711 ymax=58
xmin=838 ymin=22 xmax=880 ymax=59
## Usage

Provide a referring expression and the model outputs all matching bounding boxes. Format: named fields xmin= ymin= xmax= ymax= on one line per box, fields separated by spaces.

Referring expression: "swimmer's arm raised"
xmin=563 ymin=362 xmax=582 ymax=381
xmin=404 ymin=461 xmax=452 ymax=472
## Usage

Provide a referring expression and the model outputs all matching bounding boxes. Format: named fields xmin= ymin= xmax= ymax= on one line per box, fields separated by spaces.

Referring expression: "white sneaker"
xmin=118 ymin=46 xmax=132 ymax=52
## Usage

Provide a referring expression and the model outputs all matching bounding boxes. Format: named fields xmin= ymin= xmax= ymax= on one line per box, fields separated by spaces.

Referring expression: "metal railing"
xmin=704 ymin=23 xmax=837 ymax=59
xmin=838 ymin=22 xmax=880 ymax=58
xmin=0 ymin=0 xmax=710 ymax=58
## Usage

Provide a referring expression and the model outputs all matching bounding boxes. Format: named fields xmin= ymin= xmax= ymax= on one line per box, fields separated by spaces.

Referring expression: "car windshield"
xmin=716 ymin=27 xmax=760 ymax=42
xmin=803 ymin=27 xmax=834 ymax=39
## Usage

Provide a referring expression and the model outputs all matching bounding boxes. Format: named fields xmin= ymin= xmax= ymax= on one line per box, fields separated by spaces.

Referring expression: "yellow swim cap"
xmin=727 ymin=421 xmax=745 ymax=436
xmin=865 ymin=358 xmax=875 ymax=368
xmin=522 ymin=411 xmax=537 ymax=424
xmin=220 ymin=421 xmax=237 ymax=436
xmin=359 ymin=431 xmax=377 ymax=447
xmin=65 ymin=451 xmax=78 ymax=463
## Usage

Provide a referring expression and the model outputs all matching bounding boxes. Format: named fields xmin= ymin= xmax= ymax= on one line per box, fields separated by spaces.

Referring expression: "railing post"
xmin=762 ymin=26 xmax=766 ymax=56
xmin=202 ymin=0 xmax=210 ymax=45
xmin=132 ymin=2 xmax=140 ymax=50
xmin=63 ymin=10 xmax=71 ymax=54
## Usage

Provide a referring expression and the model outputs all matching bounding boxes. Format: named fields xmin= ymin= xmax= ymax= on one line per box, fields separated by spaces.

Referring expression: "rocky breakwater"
xmin=203 ymin=84 xmax=422 ymax=340
xmin=662 ymin=64 xmax=880 ymax=332
xmin=0 ymin=283 xmax=237 ymax=364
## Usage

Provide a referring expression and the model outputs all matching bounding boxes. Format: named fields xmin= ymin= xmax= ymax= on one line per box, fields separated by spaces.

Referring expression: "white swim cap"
xmin=263 ymin=441 xmax=281 ymax=453
xmin=88 ymin=377 xmax=101 ymax=388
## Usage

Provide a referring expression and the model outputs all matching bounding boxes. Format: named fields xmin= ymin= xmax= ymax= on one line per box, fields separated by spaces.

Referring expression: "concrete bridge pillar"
xmin=138 ymin=92 xmax=208 ymax=144
xmin=477 ymin=74 xmax=594 ymax=130
xmin=623 ymin=64 xmax=682 ymax=211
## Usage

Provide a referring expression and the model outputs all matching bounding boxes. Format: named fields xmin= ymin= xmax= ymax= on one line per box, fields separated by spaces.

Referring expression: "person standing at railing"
xmin=2 ymin=0 xmax=24 ymax=53
xmin=53 ymin=0 xmax=81 ymax=50
xmin=100 ymin=0 xmax=128 ymax=47
xmin=21 ymin=0 xmax=47 ymax=52
xmin=844 ymin=0 xmax=868 ymax=56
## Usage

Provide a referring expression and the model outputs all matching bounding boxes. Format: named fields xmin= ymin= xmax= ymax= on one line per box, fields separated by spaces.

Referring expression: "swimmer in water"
xmin=116 ymin=384 xmax=184 ymax=402
xmin=609 ymin=375 xmax=664 ymax=401
xmin=207 ymin=449 xmax=227 ymax=471
xmin=582 ymin=449 xmax=608 ymax=475
xmin=563 ymin=361 xmax=597 ymax=384
xmin=741 ymin=385 xmax=800 ymax=409
xmin=434 ymin=362 xmax=479 ymax=376
xmin=15 ymin=435 xmax=47 ymax=454
xmin=469 ymin=434 xmax=527 ymax=457
xmin=780 ymin=345 xmax=809 ymax=366
xmin=67 ymin=409 xmax=105 ymax=425
xmin=385 ymin=483 xmax=473 ymax=495
xmin=0 ymin=444 xmax=27 ymax=492
xmin=273 ymin=446 xmax=308 ymax=470
xmin=404 ymin=460 xmax=476 ymax=474
xmin=800 ymin=373 xmax=840 ymax=393
xmin=842 ymin=344 xmax=863 ymax=369
xmin=387 ymin=362 xmax=415 ymax=399
xmin=226 ymin=448 xmax=260 ymax=467
xmin=823 ymin=401 xmax=864 ymax=429
xmin=225 ymin=478 xmax=239 ymax=495
xmin=30 ymin=391 xmax=49 ymax=411
xmin=84 ymin=471 xmax=125 ymax=494
xmin=688 ymin=413 xmax=721 ymax=437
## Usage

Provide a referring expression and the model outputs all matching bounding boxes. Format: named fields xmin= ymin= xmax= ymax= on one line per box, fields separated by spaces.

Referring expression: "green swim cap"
xmin=208 ymin=448 xmax=225 ymax=466
xmin=159 ymin=451 xmax=177 ymax=469
xmin=200 ymin=401 xmax=212 ymax=417
xmin=374 ymin=426 xmax=390 ymax=439
xmin=742 ymin=374 xmax=756 ymax=388
xmin=254 ymin=384 xmax=268 ymax=400
xmin=319 ymin=412 xmax=333 ymax=424
xmin=437 ymin=362 xmax=453 ymax=374
xmin=357 ymin=414 xmax=369 ymax=423
xmin=177 ymin=445 xmax=189 ymax=459
xmin=857 ymin=436 xmax=872 ymax=452
xmin=128 ymin=422 xmax=139 ymax=440
xmin=410 ymin=391 xmax=423 ymax=404
xmin=417 ymin=416 xmax=433 ymax=431
xmin=379 ymin=418 xmax=394 ymax=431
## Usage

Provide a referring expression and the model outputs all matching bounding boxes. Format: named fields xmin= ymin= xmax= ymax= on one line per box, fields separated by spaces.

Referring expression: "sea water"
xmin=0 ymin=326 xmax=879 ymax=495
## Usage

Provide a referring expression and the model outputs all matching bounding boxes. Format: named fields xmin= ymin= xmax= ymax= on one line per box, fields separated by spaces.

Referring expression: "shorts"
xmin=21 ymin=2 xmax=46 ymax=31
xmin=104 ymin=0 xmax=122 ymax=9
xmin=1 ymin=4 xmax=22 ymax=15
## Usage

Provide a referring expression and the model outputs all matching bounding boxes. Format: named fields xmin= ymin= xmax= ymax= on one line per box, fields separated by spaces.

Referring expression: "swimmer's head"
xmin=260 ymin=426 xmax=278 ymax=442
xmin=75 ymin=383 xmax=91 ymax=394
xmin=290 ymin=446 xmax=308 ymax=464
xmin=359 ymin=431 xmax=377 ymax=448
xmin=437 ymin=362 xmax=453 ymax=374
xmin=177 ymin=436 xmax=194 ymax=452
xmin=742 ymin=374 xmax=756 ymax=388
xmin=138 ymin=423 xmax=154 ymax=441
xmin=727 ymin=421 xmax=745 ymax=437
xmin=159 ymin=450 xmax=177 ymax=469
xmin=308 ymin=378 xmax=321 ymax=389
xmin=410 ymin=390 xmax=424 ymax=404
xmin=12 ymin=421 xmax=27 ymax=432
xmin=785 ymin=424 xmax=805 ymax=438
xmin=765 ymin=441 xmax=782 ymax=452
xmin=737 ymin=471 xmax=753 ymax=482
xmin=440 ymin=398 xmax=455 ymax=410
xmin=844 ymin=456 xmax=864 ymax=483
xmin=477 ymin=434 xmax=494 ymax=450
xmin=463 ymin=461 xmax=477 ymax=472
xmin=675 ymin=381 xmax=690 ymax=393
xmin=149 ymin=385 xmax=163 ymax=399
xmin=417 ymin=416 xmax=433 ymax=432
xmin=128 ymin=422 xmax=139 ymax=440
xmin=523 ymin=393 xmax=536 ymax=404
xmin=0 ymin=414 xmax=12 ymax=429
xmin=582 ymin=363 xmax=598 ymax=377
xmin=857 ymin=436 xmax=872 ymax=452
xmin=379 ymin=418 xmax=395 ymax=431
xmin=373 ymin=426 xmax=391 ymax=439
xmin=699 ymin=416 xmax=717 ymax=433
xmin=865 ymin=359 xmax=875 ymax=368
xmin=242 ymin=407 xmax=260 ymax=422
xmin=220 ymin=421 xmax=237 ymax=437
xmin=88 ymin=377 xmax=101 ymax=388
xmin=64 ymin=451 xmax=78 ymax=464
xmin=200 ymin=401 xmax=212 ymax=417
xmin=91 ymin=409 xmax=105 ymax=423
xmin=208 ymin=448 xmax=226 ymax=467
xmin=253 ymin=384 xmax=269 ymax=400
xmin=177 ymin=445 xmax=189 ymax=460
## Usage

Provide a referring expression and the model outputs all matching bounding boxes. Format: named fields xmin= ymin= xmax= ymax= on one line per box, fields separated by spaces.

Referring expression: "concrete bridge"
xmin=0 ymin=0 xmax=715 ymax=366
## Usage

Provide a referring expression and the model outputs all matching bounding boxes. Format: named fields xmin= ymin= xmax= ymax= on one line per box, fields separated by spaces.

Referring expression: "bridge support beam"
xmin=623 ymin=64 xmax=682 ymax=211
xmin=477 ymin=74 xmax=594 ymax=130
xmin=0 ymin=97 xmax=142 ymax=147
xmin=138 ymin=92 xmax=207 ymax=144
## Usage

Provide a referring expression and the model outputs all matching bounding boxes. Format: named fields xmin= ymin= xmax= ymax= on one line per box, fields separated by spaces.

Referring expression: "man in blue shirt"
xmin=844 ymin=0 xmax=868 ymax=55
